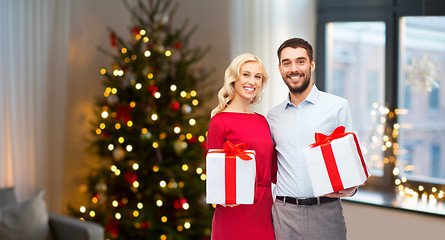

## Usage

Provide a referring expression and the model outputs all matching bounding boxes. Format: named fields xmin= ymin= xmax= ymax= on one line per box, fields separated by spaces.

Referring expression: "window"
xmin=317 ymin=0 xmax=445 ymax=215
xmin=325 ymin=21 xmax=386 ymax=177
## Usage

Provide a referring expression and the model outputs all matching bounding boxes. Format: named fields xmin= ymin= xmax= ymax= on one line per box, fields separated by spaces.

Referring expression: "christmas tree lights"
xmin=69 ymin=0 xmax=213 ymax=239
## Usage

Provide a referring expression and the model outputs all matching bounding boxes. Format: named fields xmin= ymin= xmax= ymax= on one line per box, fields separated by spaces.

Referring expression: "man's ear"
xmin=311 ymin=60 xmax=316 ymax=72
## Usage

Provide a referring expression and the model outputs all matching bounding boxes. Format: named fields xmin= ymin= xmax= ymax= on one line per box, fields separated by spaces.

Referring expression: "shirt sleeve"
xmin=206 ymin=115 xmax=226 ymax=151
xmin=338 ymin=99 xmax=355 ymax=132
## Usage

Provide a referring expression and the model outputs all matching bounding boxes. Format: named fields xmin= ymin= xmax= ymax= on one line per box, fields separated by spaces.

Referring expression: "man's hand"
xmin=323 ymin=186 xmax=359 ymax=198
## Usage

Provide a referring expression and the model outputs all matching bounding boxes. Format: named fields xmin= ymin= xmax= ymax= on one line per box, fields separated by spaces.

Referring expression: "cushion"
xmin=0 ymin=188 xmax=17 ymax=207
xmin=0 ymin=189 xmax=53 ymax=240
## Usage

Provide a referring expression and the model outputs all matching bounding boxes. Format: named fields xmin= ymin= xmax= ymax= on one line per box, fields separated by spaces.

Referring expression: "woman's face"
xmin=234 ymin=62 xmax=263 ymax=102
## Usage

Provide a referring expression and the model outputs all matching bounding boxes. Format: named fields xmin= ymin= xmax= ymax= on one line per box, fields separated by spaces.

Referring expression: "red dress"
xmin=206 ymin=112 xmax=275 ymax=240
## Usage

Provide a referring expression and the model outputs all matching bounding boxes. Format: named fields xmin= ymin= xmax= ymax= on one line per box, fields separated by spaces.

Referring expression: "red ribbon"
xmin=209 ymin=141 xmax=253 ymax=204
xmin=310 ymin=126 xmax=369 ymax=192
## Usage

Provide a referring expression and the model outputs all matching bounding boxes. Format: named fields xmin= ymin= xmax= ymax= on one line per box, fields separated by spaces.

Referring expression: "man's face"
xmin=278 ymin=47 xmax=315 ymax=94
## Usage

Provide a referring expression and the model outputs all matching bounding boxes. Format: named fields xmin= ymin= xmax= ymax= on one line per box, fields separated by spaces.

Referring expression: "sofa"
xmin=0 ymin=187 xmax=104 ymax=240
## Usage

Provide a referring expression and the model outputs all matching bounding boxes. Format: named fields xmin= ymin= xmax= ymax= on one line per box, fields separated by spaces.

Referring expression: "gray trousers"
xmin=272 ymin=198 xmax=347 ymax=240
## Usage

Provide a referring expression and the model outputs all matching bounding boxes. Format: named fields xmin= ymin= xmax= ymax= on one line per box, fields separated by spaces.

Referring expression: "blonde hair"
xmin=211 ymin=53 xmax=269 ymax=118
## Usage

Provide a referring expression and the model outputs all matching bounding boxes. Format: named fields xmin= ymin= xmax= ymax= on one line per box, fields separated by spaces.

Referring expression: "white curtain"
xmin=229 ymin=0 xmax=316 ymax=114
xmin=0 ymin=0 xmax=70 ymax=212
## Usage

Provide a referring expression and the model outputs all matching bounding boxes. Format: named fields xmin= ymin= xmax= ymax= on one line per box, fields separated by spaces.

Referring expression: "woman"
xmin=206 ymin=53 xmax=275 ymax=240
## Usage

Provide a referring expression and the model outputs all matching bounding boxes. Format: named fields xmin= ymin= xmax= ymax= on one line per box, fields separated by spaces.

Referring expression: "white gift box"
xmin=206 ymin=145 xmax=256 ymax=204
xmin=302 ymin=130 xmax=370 ymax=197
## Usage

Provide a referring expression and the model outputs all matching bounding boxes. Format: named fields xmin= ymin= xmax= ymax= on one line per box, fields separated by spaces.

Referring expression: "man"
xmin=267 ymin=38 xmax=359 ymax=240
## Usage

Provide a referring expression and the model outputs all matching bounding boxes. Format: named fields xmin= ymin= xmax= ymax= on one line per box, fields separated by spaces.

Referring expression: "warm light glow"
xmin=196 ymin=168 xmax=203 ymax=174
xmin=156 ymin=200 xmax=163 ymax=207
xmin=184 ymin=222 xmax=191 ymax=229
xmin=115 ymin=123 xmax=121 ymax=129
xmin=174 ymin=126 xmax=181 ymax=134
xmin=133 ymin=163 xmax=139 ymax=170
xmin=80 ymin=206 xmax=86 ymax=213
xmin=133 ymin=210 xmax=139 ymax=217
xmin=160 ymin=180 xmax=167 ymax=188
xmin=133 ymin=181 xmax=139 ymax=188
xmin=418 ymin=185 xmax=424 ymax=191
xmin=177 ymin=226 xmax=183 ymax=232
xmin=154 ymin=92 xmax=161 ymax=98
xmin=198 ymin=136 xmax=205 ymax=142
xmin=432 ymin=187 xmax=437 ymax=193
xmin=92 ymin=196 xmax=98 ymax=204
xmin=186 ymin=133 xmax=192 ymax=139
xmin=142 ymin=128 xmax=148 ymax=134
xmin=135 ymin=83 xmax=142 ymax=89
xmin=121 ymin=48 xmax=127 ymax=54
xmin=126 ymin=145 xmax=133 ymax=152
xmin=165 ymin=50 xmax=172 ymax=57
xmin=112 ymin=200 xmax=118 ymax=207
xmin=99 ymin=123 xmax=106 ymax=129
xmin=118 ymin=137 xmax=125 ymax=143
xmin=151 ymin=114 xmax=158 ymax=121
xmin=170 ymin=85 xmax=177 ymax=91
xmin=143 ymin=37 xmax=149 ymax=42
xmin=96 ymin=129 xmax=101 ymax=135
xmin=115 ymin=213 xmax=121 ymax=219
xmin=180 ymin=91 xmax=187 ymax=98
xmin=153 ymin=142 xmax=159 ymax=148
xmin=178 ymin=181 xmax=184 ymax=188
xmin=89 ymin=211 xmax=96 ymax=217
xmin=108 ymin=144 xmax=114 ymax=151
xmin=100 ymin=68 xmax=106 ymax=75
xmin=161 ymin=235 xmax=167 ymax=240
xmin=189 ymin=119 xmax=196 ymax=126
xmin=161 ymin=216 xmax=167 ymax=222
xmin=137 ymin=202 xmax=143 ymax=209
xmin=153 ymin=165 xmax=159 ymax=172
xmin=395 ymin=179 xmax=401 ymax=185
xmin=190 ymin=90 xmax=197 ymax=97
xmin=144 ymin=50 xmax=151 ymax=57
xmin=182 ymin=164 xmax=189 ymax=171
xmin=182 ymin=203 xmax=189 ymax=210
xmin=115 ymin=169 xmax=121 ymax=176
xmin=147 ymin=73 xmax=154 ymax=79
xmin=140 ymin=29 xmax=146 ymax=35
xmin=200 ymin=174 xmax=206 ymax=181
xmin=192 ymin=99 xmax=199 ymax=106
xmin=392 ymin=167 xmax=399 ymax=176
xmin=101 ymin=111 xmax=108 ymax=118
xmin=111 ymin=165 xmax=117 ymax=172
xmin=127 ymin=121 xmax=133 ymax=127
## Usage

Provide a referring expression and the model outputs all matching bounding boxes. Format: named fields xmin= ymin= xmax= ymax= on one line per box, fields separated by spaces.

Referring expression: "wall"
xmin=63 ymin=0 xmax=230 ymax=212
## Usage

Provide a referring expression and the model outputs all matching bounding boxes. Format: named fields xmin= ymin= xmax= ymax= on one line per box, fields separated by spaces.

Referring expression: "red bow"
xmin=223 ymin=141 xmax=252 ymax=160
xmin=310 ymin=126 xmax=348 ymax=148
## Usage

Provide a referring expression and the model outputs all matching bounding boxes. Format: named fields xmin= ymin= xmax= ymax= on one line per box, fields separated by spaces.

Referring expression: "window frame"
xmin=316 ymin=0 xmax=445 ymax=213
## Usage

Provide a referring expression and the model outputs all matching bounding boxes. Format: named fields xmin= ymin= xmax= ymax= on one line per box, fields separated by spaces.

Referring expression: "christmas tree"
xmin=70 ymin=0 xmax=214 ymax=239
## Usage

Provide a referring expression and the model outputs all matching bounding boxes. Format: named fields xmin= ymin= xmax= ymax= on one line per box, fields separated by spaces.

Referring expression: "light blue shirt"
xmin=267 ymin=85 xmax=355 ymax=197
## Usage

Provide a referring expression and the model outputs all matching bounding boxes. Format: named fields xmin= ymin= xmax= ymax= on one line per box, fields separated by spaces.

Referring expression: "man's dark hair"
xmin=277 ymin=38 xmax=314 ymax=62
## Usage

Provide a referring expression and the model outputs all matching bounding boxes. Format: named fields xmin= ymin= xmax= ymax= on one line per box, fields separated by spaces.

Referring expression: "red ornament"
xmin=173 ymin=199 xmax=181 ymax=210
xmin=147 ymin=86 xmax=158 ymax=96
xmin=105 ymin=216 xmax=120 ymax=239
xmin=174 ymin=42 xmax=182 ymax=49
xmin=141 ymin=221 xmax=150 ymax=229
xmin=169 ymin=101 xmax=180 ymax=111
xmin=187 ymin=136 xmax=197 ymax=144
xmin=115 ymin=104 xmax=132 ymax=124
xmin=131 ymin=26 xmax=141 ymax=35
xmin=110 ymin=32 xmax=117 ymax=47
xmin=124 ymin=172 xmax=138 ymax=184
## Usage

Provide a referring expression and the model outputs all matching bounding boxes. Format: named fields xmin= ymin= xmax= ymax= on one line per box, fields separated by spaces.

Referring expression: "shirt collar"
xmin=284 ymin=84 xmax=320 ymax=108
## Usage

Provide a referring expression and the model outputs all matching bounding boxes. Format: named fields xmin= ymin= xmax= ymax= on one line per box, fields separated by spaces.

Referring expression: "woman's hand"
xmin=221 ymin=204 xmax=239 ymax=207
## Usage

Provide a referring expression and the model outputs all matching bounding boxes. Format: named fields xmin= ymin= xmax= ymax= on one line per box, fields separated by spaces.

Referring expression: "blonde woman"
xmin=206 ymin=53 xmax=275 ymax=240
